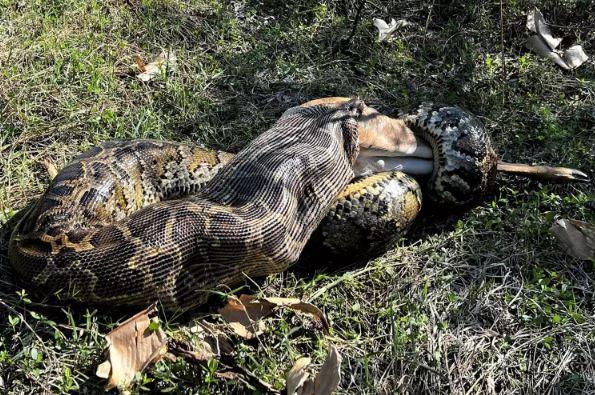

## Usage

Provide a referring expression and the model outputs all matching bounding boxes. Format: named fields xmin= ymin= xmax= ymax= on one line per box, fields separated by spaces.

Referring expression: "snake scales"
xmin=9 ymin=98 xmax=497 ymax=310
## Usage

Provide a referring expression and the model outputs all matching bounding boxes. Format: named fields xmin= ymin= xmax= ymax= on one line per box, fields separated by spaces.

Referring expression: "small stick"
xmin=423 ymin=0 xmax=436 ymax=45
xmin=340 ymin=0 xmax=367 ymax=50
xmin=500 ymin=0 xmax=506 ymax=78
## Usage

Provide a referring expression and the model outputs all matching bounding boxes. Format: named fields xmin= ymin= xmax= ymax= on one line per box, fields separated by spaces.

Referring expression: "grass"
xmin=0 ymin=0 xmax=594 ymax=393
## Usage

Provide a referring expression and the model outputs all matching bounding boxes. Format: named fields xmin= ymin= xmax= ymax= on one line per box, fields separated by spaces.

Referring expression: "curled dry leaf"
xmin=525 ymin=8 xmax=589 ymax=70
xmin=135 ymin=51 xmax=177 ymax=82
xmin=262 ymin=297 xmax=330 ymax=333
xmin=313 ymin=346 xmax=342 ymax=395
xmin=218 ymin=295 xmax=329 ymax=339
xmin=286 ymin=346 xmax=342 ymax=395
xmin=372 ymin=18 xmax=411 ymax=42
xmin=287 ymin=357 xmax=311 ymax=395
xmin=563 ymin=45 xmax=589 ymax=69
xmin=526 ymin=35 xmax=570 ymax=69
xmin=526 ymin=8 xmax=561 ymax=50
xmin=217 ymin=295 xmax=267 ymax=339
xmin=550 ymin=219 xmax=595 ymax=260
xmin=96 ymin=303 xmax=167 ymax=390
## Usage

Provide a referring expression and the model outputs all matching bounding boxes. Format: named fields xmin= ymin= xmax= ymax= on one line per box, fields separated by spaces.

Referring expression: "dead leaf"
xmin=526 ymin=8 xmax=561 ymax=50
xmin=563 ymin=45 xmax=589 ymax=69
xmin=313 ymin=346 xmax=342 ymax=395
xmin=217 ymin=295 xmax=267 ymax=339
xmin=96 ymin=304 xmax=167 ymax=390
xmin=135 ymin=51 xmax=177 ymax=82
xmin=218 ymin=295 xmax=329 ymax=339
xmin=287 ymin=357 xmax=311 ymax=395
xmin=41 ymin=159 xmax=58 ymax=180
xmin=134 ymin=55 xmax=147 ymax=72
xmin=551 ymin=219 xmax=595 ymax=260
xmin=525 ymin=8 xmax=589 ymax=70
xmin=372 ymin=18 xmax=411 ymax=42
xmin=167 ymin=320 xmax=234 ymax=363
xmin=260 ymin=297 xmax=330 ymax=333
xmin=286 ymin=346 xmax=342 ymax=395
xmin=526 ymin=35 xmax=570 ymax=69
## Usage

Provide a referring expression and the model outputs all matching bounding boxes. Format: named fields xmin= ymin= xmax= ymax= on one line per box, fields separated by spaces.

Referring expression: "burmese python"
xmin=9 ymin=98 xmax=585 ymax=310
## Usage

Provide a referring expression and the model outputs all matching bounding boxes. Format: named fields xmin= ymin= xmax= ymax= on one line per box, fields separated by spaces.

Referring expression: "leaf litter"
xmin=95 ymin=303 xmax=167 ymax=390
xmin=218 ymin=294 xmax=330 ymax=339
xmin=550 ymin=218 xmax=595 ymax=260
xmin=97 ymin=295 xmax=336 ymax=392
xmin=525 ymin=8 xmax=588 ymax=70
xmin=286 ymin=346 xmax=342 ymax=395
xmin=134 ymin=50 xmax=177 ymax=82
xmin=372 ymin=18 xmax=411 ymax=42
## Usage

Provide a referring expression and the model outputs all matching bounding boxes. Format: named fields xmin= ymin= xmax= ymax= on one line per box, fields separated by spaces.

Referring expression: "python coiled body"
xmin=404 ymin=105 xmax=497 ymax=205
xmin=9 ymin=99 xmax=496 ymax=310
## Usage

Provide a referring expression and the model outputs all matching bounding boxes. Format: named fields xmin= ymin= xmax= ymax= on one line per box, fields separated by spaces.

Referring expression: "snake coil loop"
xmin=8 ymin=100 xmax=505 ymax=309
xmin=405 ymin=105 xmax=498 ymax=206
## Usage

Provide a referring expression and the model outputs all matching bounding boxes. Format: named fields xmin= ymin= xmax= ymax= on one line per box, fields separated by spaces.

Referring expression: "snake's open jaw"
xmin=355 ymin=108 xmax=434 ymax=177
